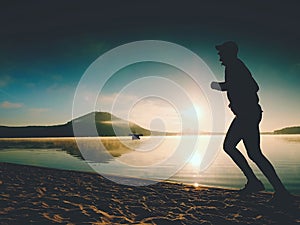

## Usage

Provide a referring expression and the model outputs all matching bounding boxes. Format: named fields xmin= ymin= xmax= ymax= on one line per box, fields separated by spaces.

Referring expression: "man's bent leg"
xmin=223 ymin=118 xmax=258 ymax=182
xmin=243 ymin=126 xmax=288 ymax=193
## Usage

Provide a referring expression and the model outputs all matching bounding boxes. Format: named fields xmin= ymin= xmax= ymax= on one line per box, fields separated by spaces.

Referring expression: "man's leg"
xmin=243 ymin=124 xmax=288 ymax=194
xmin=223 ymin=118 xmax=258 ymax=182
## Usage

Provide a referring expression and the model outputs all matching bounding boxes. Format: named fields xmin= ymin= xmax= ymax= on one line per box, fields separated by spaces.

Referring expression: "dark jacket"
xmin=218 ymin=58 xmax=261 ymax=116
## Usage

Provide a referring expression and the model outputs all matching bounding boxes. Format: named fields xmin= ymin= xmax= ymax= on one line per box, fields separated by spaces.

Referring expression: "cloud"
xmin=97 ymin=93 xmax=182 ymax=132
xmin=128 ymin=98 xmax=182 ymax=132
xmin=0 ymin=101 xmax=23 ymax=109
xmin=0 ymin=75 xmax=12 ymax=87
xmin=97 ymin=93 xmax=138 ymax=108
xmin=28 ymin=108 xmax=50 ymax=115
xmin=46 ymin=83 xmax=75 ymax=95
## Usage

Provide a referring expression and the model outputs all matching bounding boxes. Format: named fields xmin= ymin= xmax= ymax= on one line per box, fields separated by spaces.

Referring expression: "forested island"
xmin=274 ymin=126 xmax=300 ymax=134
xmin=0 ymin=112 xmax=167 ymax=138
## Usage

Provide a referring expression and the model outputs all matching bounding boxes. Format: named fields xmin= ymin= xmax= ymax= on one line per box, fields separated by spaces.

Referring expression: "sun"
xmin=189 ymin=153 xmax=201 ymax=167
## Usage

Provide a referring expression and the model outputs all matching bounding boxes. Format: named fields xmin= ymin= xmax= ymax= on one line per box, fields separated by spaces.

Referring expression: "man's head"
xmin=216 ymin=41 xmax=238 ymax=66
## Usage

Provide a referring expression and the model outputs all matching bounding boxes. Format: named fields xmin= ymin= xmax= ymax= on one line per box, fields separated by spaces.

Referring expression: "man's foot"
xmin=238 ymin=179 xmax=265 ymax=195
xmin=269 ymin=191 xmax=294 ymax=206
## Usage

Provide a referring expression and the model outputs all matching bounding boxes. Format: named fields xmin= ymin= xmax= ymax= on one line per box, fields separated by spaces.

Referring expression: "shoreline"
xmin=0 ymin=161 xmax=241 ymax=192
xmin=1 ymin=133 xmax=300 ymax=139
xmin=1 ymin=162 xmax=299 ymax=224
xmin=0 ymin=161 xmax=290 ymax=194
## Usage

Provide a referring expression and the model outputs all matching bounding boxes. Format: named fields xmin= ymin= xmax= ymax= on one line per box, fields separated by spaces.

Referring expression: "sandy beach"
xmin=0 ymin=162 xmax=299 ymax=225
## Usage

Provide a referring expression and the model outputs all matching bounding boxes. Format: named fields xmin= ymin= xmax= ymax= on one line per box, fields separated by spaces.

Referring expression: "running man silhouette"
xmin=211 ymin=41 xmax=292 ymax=203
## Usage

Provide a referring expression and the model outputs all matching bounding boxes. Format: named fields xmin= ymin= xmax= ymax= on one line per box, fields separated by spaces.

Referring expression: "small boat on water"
xmin=129 ymin=133 xmax=143 ymax=140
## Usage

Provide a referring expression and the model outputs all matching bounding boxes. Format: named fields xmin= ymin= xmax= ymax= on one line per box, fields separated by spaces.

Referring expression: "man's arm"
xmin=211 ymin=81 xmax=228 ymax=91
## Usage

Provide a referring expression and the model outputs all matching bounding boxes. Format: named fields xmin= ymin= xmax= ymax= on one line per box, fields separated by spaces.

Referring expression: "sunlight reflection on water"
xmin=0 ymin=135 xmax=299 ymax=193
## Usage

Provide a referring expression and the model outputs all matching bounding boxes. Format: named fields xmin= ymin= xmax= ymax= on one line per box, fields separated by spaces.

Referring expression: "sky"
xmin=0 ymin=0 xmax=299 ymax=132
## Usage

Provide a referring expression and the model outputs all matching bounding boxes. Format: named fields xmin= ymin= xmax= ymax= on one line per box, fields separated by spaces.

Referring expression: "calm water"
xmin=0 ymin=135 xmax=299 ymax=194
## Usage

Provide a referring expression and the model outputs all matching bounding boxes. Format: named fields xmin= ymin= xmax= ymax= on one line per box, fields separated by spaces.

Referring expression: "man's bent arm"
xmin=211 ymin=81 xmax=228 ymax=91
xmin=218 ymin=82 xmax=228 ymax=91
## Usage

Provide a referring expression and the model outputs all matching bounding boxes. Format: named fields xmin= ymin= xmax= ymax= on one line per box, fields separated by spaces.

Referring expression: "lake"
xmin=0 ymin=135 xmax=299 ymax=194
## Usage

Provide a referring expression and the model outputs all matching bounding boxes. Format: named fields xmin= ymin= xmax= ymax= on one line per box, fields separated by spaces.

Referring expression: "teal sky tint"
xmin=0 ymin=1 xmax=299 ymax=132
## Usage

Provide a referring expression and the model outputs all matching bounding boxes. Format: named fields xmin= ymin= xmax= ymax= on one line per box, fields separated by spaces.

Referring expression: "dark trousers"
xmin=223 ymin=111 xmax=286 ymax=192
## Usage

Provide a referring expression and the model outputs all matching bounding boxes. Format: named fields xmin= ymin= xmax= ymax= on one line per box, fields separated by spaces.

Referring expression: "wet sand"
xmin=0 ymin=162 xmax=299 ymax=224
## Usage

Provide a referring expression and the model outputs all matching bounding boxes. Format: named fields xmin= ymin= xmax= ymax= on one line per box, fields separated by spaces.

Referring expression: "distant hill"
xmin=274 ymin=126 xmax=300 ymax=134
xmin=0 ymin=112 xmax=166 ymax=138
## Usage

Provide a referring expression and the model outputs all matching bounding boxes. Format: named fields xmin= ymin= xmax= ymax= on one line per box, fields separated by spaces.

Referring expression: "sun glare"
xmin=194 ymin=105 xmax=202 ymax=119
xmin=189 ymin=153 xmax=201 ymax=167
xmin=193 ymin=182 xmax=199 ymax=188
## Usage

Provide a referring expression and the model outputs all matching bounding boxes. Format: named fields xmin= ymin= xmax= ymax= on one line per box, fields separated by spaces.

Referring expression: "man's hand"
xmin=210 ymin=81 xmax=222 ymax=91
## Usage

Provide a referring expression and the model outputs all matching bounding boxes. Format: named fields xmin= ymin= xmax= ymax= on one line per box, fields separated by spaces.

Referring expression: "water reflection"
xmin=0 ymin=135 xmax=299 ymax=193
xmin=277 ymin=135 xmax=300 ymax=143
xmin=0 ymin=138 xmax=82 ymax=158
xmin=0 ymin=137 xmax=135 ymax=163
